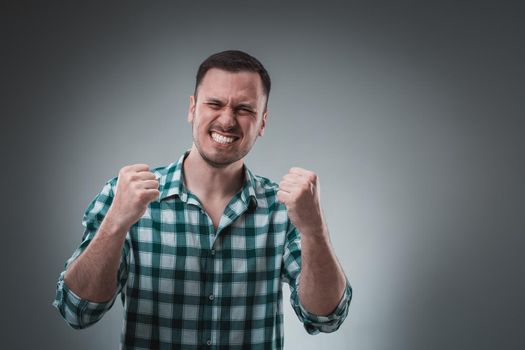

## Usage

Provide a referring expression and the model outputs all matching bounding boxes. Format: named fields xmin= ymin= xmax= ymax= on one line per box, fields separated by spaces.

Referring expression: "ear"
xmin=258 ymin=110 xmax=268 ymax=137
xmin=187 ymin=95 xmax=196 ymax=123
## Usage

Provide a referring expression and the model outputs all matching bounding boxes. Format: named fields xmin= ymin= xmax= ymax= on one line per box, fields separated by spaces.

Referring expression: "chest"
xmin=127 ymin=201 xmax=288 ymax=294
xmin=200 ymin=198 xmax=231 ymax=231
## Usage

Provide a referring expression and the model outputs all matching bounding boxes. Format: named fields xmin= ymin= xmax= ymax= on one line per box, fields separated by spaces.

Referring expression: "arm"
xmin=53 ymin=164 xmax=159 ymax=328
xmin=64 ymin=213 xmax=129 ymax=302
xmin=64 ymin=164 xmax=159 ymax=302
xmin=278 ymin=167 xmax=351 ymax=316
xmin=53 ymin=178 xmax=127 ymax=328
xmin=299 ymin=225 xmax=347 ymax=315
xmin=281 ymin=220 xmax=352 ymax=334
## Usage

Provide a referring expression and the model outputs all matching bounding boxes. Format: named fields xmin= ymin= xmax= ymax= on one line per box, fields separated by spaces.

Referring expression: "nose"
xmin=216 ymin=107 xmax=237 ymax=130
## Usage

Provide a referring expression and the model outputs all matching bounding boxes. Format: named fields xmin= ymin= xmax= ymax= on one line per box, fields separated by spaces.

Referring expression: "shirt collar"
xmin=157 ymin=152 xmax=187 ymax=202
xmin=158 ymin=150 xmax=258 ymax=208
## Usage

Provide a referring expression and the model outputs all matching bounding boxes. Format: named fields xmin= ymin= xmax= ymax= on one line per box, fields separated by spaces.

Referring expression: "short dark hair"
xmin=194 ymin=50 xmax=271 ymax=107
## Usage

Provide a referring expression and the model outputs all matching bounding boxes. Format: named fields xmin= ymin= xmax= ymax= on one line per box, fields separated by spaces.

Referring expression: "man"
xmin=53 ymin=50 xmax=352 ymax=349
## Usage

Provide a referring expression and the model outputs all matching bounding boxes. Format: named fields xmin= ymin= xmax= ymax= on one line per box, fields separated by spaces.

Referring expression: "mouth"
xmin=209 ymin=131 xmax=240 ymax=146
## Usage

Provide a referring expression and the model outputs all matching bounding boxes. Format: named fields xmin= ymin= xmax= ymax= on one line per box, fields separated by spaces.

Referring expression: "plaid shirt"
xmin=53 ymin=151 xmax=352 ymax=349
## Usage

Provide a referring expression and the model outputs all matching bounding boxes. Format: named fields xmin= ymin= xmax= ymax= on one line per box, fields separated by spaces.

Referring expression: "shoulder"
xmin=249 ymin=172 xmax=283 ymax=210
xmin=248 ymin=172 xmax=291 ymax=229
xmin=150 ymin=163 xmax=174 ymax=180
xmin=252 ymin=173 xmax=279 ymax=194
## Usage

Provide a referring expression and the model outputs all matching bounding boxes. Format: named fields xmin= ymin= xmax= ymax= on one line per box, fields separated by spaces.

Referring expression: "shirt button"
xmin=210 ymin=249 xmax=215 ymax=256
xmin=208 ymin=294 xmax=215 ymax=301
xmin=206 ymin=339 xmax=212 ymax=346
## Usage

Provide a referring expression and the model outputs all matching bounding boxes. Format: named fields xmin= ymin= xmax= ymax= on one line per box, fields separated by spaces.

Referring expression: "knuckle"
xmin=119 ymin=174 xmax=129 ymax=185
xmin=137 ymin=191 xmax=148 ymax=201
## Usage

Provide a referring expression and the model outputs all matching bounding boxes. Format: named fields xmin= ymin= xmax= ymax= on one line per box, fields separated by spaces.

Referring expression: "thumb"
xmin=276 ymin=190 xmax=288 ymax=205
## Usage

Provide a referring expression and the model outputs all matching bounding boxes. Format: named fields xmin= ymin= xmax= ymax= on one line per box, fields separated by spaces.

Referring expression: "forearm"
xmin=64 ymin=213 xmax=129 ymax=303
xmin=298 ymin=227 xmax=347 ymax=316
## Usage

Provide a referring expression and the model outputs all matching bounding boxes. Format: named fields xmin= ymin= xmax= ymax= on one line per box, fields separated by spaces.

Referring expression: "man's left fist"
xmin=277 ymin=167 xmax=326 ymax=236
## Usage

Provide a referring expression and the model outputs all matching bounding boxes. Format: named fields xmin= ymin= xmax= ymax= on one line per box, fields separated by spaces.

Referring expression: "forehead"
xmin=197 ymin=68 xmax=264 ymax=101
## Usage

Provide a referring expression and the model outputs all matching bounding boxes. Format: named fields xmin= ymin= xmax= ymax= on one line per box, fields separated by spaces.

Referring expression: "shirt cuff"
xmin=294 ymin=277 xmax=352 ymax=334
xmin=52 ymin=271 xmax=118 ymax=329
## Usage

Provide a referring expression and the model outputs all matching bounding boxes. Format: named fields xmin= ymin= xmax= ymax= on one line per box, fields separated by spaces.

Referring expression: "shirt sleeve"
xmin=281 ymin=218 xmax=352 ymax=335
xmin=52 ymin=177 xmax=130 ymax=329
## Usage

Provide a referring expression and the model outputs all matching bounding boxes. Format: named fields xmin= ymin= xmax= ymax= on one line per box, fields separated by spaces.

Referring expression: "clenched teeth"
xmin=211 ymin=132 xmax=236 ymax=144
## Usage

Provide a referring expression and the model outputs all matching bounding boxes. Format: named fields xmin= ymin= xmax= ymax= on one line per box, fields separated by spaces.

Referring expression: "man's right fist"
xmin=107 ymin=164 xmax=160 ymax=230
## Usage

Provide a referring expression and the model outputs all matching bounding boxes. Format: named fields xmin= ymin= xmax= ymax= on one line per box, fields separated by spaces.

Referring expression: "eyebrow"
xmin=237 ymin=103 xmax=256 ymax=111
xmin=205 ymin=97 xmax=224 ymax=104
xmin=204 ymin=97 xmax=256 ymax=111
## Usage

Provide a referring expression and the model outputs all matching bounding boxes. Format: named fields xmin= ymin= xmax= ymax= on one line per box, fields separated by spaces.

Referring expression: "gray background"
xmin=2 ymin=1 xmax=524 ymax=349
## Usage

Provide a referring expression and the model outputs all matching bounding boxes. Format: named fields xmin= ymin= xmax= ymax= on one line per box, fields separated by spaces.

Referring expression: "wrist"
xmin=298 ymin=224 xmax=330 ymax=242
xmin=101 ymin=209 xmax=131 ymax=237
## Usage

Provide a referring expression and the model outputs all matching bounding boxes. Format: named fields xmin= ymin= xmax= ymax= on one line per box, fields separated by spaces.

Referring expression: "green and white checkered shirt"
xmin=53 ymin=151 xmax=352 ymax=349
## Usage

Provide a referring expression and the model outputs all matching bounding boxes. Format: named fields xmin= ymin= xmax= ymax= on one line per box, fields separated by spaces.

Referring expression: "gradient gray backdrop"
xmin=2 ymin=1 xmax=524 ymax=349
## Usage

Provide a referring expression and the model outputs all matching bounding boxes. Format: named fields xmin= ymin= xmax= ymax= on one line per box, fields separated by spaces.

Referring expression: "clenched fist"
xmin=107 ymin=164 xmax=160 ymax=230
xmin=277 ymin=167 xmax=326 ymax=238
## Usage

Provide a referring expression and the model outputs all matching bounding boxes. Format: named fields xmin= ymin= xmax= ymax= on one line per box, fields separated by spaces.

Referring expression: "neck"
xmin=183 ymin=145 xmax=245 ymax=200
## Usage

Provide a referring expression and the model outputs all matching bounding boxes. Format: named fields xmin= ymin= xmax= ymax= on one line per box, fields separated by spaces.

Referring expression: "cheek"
xmin=244 ymin=120 xmax=262 ymax=135
xmin=193 ymin=112 xmax=208 ymax=130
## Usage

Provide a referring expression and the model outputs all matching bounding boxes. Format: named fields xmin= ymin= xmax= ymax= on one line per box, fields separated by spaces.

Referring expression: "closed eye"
xmin=236 ymin=105 xmax=255 ymax=114
xmin=206 ymin=102 xmax=222 ymax=109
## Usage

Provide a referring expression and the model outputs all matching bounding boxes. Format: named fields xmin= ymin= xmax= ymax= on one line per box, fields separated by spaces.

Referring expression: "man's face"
xmin=188 ymin=68 xmax=268 ymax=168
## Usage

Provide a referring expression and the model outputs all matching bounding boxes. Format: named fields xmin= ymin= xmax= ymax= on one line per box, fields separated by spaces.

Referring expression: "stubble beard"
xmin=192 ymin=119 xmax=252 ymax=169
